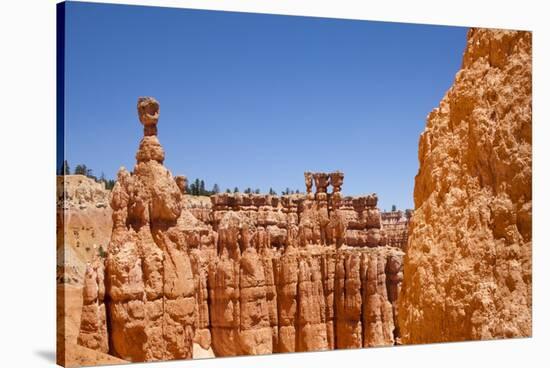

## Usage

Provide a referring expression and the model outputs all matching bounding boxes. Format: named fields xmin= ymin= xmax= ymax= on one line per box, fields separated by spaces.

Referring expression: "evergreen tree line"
xmin=221 ymin=186 xmax=301 ymax=196
xmin=60 ymin=160 xmax=116 ymax=190
xmin=61 ymin=160 xmax=302 ymax=196
xmin=186 ymin=178 xmax=219 ymax=196
xmin=187 ymin=180 xmax=289 ymax=196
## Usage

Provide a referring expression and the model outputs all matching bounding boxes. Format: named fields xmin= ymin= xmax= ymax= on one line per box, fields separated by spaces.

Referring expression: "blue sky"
xmin=62 ymin=1 xmax=468 ymax=210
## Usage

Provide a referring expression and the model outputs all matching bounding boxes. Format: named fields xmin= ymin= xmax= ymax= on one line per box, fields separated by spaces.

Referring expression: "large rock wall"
xmin=77 ymin=98 xmax=405 ymax=362
xmin=398 ymin=29 xmax=532 ymax=343
xmin=204 ymin=191 xmax=404 ymax=356
xmin=57 ymin=175 xmax=112 ymax=285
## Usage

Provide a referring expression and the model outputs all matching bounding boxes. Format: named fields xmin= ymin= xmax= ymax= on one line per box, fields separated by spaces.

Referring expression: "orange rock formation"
xmin=57 ymin=175 xmax=112 ymax=284
xmin=65 ymin=28 xmax=533 ymax=365
xmin=398 ymin=29 xmax=532 ymax=343
xmin=77 ymin=97 xmax=405 ymax=362
xmin=381 ymin=210 xmax=412 ymax=251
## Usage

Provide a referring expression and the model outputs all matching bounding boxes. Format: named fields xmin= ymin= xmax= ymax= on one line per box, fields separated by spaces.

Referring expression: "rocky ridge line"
xmin=76 ymin=97 xmax=405 ymax=361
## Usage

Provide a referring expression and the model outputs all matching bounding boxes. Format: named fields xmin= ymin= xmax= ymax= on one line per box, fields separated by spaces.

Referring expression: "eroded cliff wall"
xmin=398 ymin=29 xmax=532 ymax=343
xmin=76 ymin=98 xmax=405 ymax=362
xmin=57 ymin=175 xmax=112 ymax=284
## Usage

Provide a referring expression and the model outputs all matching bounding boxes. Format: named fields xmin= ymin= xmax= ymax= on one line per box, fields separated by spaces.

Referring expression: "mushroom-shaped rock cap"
xmin=137 ymin=97 xmax=160 ymax=133
xmin=329 ymin=171 xmax=344 ymax=189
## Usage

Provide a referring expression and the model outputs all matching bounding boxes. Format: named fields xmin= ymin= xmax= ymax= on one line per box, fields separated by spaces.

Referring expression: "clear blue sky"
xmin=62 ymin=1 xmax=468 ymax=210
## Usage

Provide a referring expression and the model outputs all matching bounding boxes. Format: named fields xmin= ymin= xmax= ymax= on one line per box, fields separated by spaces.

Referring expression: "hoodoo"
xmin=78 ymin=97 xmax=406 ymax=361
xmin=79 ymin=97 xmax=208 ymax=361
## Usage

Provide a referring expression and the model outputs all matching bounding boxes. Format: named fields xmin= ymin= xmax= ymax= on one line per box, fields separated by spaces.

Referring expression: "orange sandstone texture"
xmin=77 ymin=259 xmax=108 ymax=353
xmin=76 ymin=97 xmax=404 ymax=363
xmin=77 ymin=97 xmax=211 ymax=362
xmin=57 ymin=283 xmax=128 ymax=367
xmin=398 ymin=29 xmax=532 ymax=343
xmin=381 ymin=210 xmax=412 ymax=251
xmin=57 ymin=175 xmax=112 ymax=285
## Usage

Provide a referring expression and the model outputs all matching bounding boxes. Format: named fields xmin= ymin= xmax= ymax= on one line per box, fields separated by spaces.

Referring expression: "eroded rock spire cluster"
xmin=75 ymin=28 xmax=532 ymax=362
xmin=77 ymin=97 xmax=404 ymax=361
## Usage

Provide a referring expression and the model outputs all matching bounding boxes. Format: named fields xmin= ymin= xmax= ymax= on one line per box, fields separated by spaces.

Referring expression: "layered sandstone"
xmin=57 ymin=175 xmax=112 ymax=284
xmin=75 ymin=97 xmax=405 ymax=363
xmin=381 ymin=210 xmax=412 ymax=251
xmin=77 ymin=259 xmax=108 ymax=353
xmin=399 ymin=29 xmax=532 ymax=343
xmin=77 ymin=97 xmax=213 ymax=361
xmin=57 ymin=283 xmax=128 ymax=367
xmin=56 ymin=176 xmax=119 ymax=366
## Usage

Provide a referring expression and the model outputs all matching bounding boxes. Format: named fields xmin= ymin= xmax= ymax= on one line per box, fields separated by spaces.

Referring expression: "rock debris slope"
xmin=398 ymin=29 xmax=532 ymax=343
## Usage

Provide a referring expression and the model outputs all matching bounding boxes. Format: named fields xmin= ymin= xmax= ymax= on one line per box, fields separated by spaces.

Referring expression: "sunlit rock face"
xmin=78 ymin=97 xmax=207 ymax=361
xmin=73 ymin=27 xmax=532 ymax=363
xmin=399 ymin=29 xmax=532 ymax=343
xmin=77 ymin=97 xmax=405 ymax=362
xmin=57 ymin=174 xmax=113 ymax=285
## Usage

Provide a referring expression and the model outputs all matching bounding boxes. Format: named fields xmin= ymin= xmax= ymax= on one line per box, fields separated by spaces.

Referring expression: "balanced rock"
xmin=78 ymin=97 xmax=200 ymax=362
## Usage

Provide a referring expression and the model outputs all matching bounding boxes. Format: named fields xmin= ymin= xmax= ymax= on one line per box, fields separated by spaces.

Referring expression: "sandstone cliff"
xmin=75 ymin=98 xmax=405 ymax=362
xmin=57 ymin=175 xmax=112 ymax=284
xmin=398 ymin=29 xmax=532 ymax=343
xmin=381 ymin=210 xmax=412 ymax=251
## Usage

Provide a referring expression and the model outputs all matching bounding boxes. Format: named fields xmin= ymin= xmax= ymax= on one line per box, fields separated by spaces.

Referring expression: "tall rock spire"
xmin=136 ymin=97 xmax=165 ymax=164
xmin=79 ymin=97 xmax=196 ymax=361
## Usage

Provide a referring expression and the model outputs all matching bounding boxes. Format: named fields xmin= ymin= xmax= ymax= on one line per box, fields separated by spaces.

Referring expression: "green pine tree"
xmin=199 ymin=180 xmax=206 ymax=195
xmin=74 ymin=164 xmax=87 ymax=176
xmin=194 ymin=179 xmax=200 ymax=195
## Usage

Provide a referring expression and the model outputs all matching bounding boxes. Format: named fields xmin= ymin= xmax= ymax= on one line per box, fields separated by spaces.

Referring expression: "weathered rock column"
xmin=86 ymin=97 xmax=196 ymax=362
xmin=362 ymin=252 xmax=395 ymax=347
xmin=209 ymin=212 xmax=272 ymax=356
xmin=334 ymin=252 xmax=363 ymax=349
xmin=77 ymin=258 xmax=108 ymax=353
xmin=296 ymin=255 xmax=329 ymax=352
xmin=275 ymin=243 xmax=299 ymax=352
